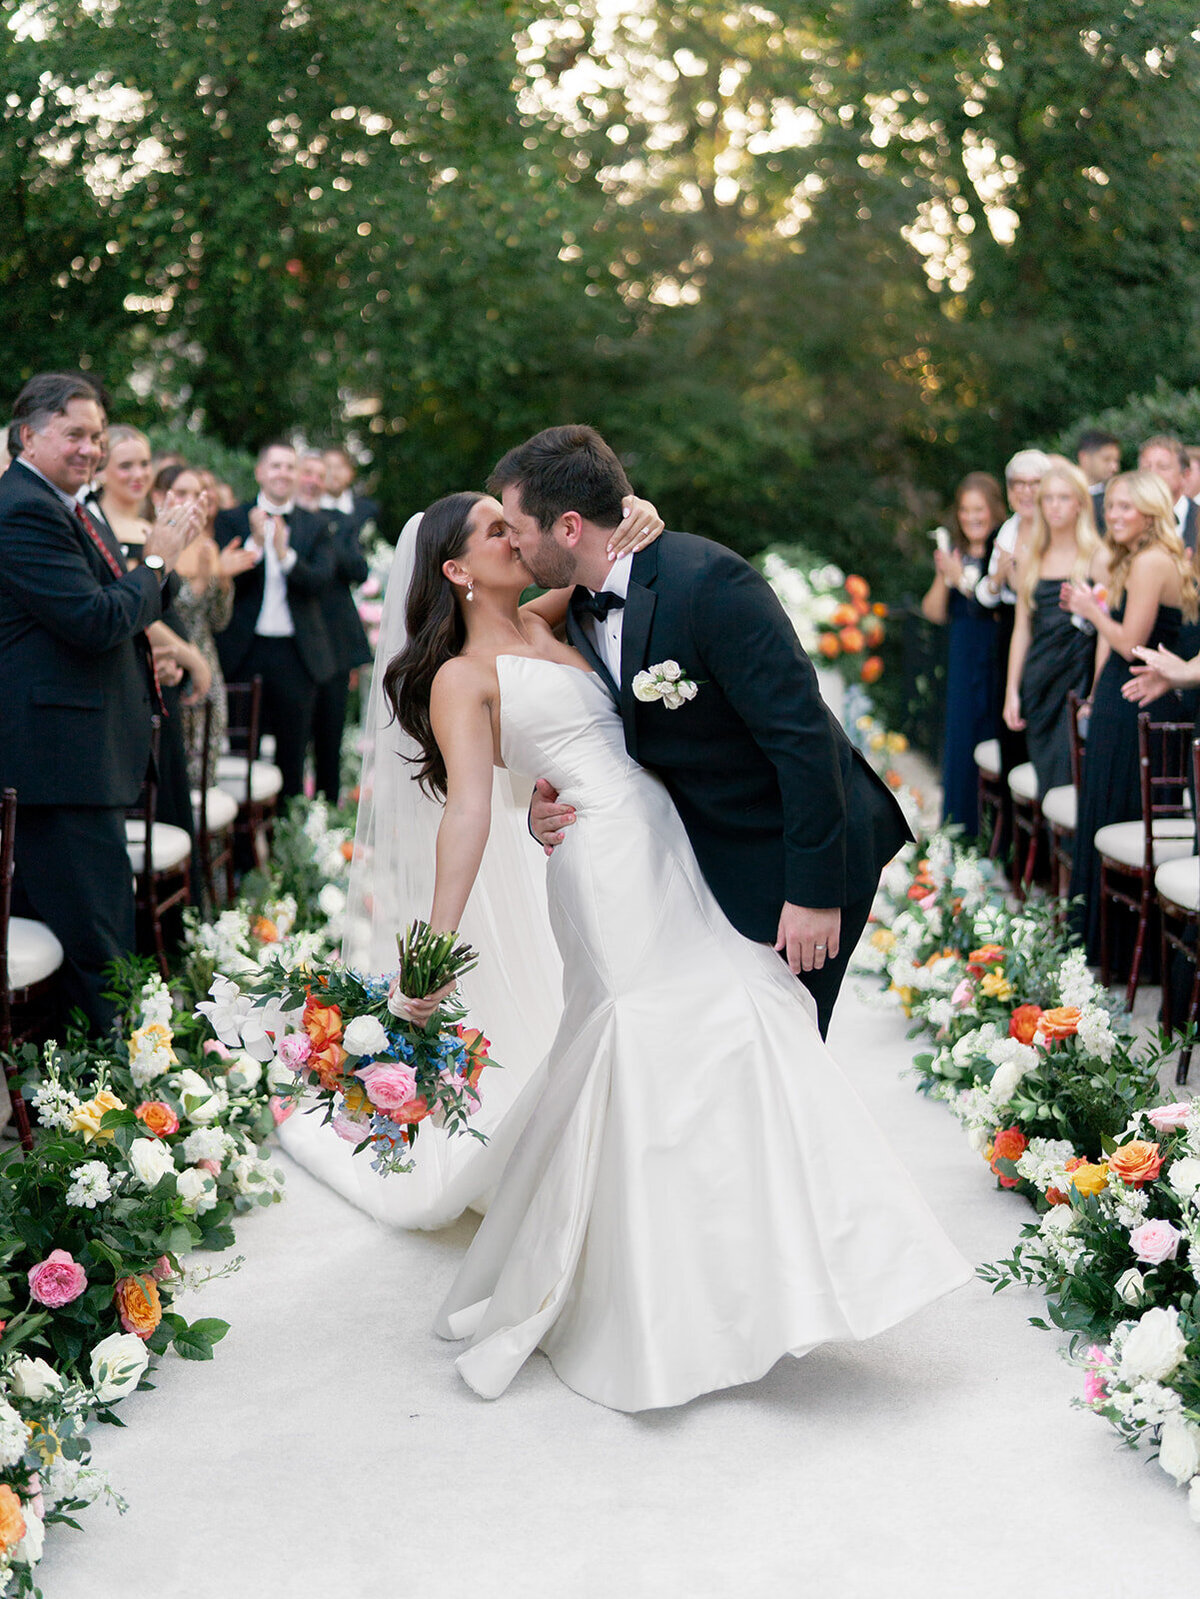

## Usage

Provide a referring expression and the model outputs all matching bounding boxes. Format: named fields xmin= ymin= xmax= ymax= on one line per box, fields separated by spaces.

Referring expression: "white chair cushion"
xmin=1007 ymin=761 xmax=1039 ymax=802
xmin=973 ymin=738 xmax=1001 ymax=778
xmin=215 ymin=756 xmax=284 ymax=804
xmin=126 ymin=820 xmax=193 ymax=874
xmin=192 ymin=787 xmax=239 ymax=832
xmin=1041 ymin=785 xmax=1076 ymax=832
xmin=1095 ymin=817 xmax=1196 ymax=870
xmin=1156 ymin=855 xmax=1200 ymax=913
xmin=7 ymin=917 xmax=64 ymax=990
xmin=259 ymin=733 xmax=277 ymax=761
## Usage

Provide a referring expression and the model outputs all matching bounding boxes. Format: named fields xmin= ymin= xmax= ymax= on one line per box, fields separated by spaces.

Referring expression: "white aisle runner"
xmin=38 ymin=989 xmax=1199 ymax=1599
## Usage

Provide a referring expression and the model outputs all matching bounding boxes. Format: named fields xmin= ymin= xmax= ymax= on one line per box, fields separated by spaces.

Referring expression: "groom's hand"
xmin=776 ymin=903 xmax=840 ymax=975
xmin=530 ymin=778 xmax=576 ymax=857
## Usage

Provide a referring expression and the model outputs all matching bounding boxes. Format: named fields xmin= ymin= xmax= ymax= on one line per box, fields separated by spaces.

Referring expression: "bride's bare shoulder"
xmin=431 ymin=652 xmax=496 ymax=707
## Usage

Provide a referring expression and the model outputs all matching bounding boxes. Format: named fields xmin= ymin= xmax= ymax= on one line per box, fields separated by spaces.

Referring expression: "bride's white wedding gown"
xmin=435 ymin=654 xmax=972 ymax=1412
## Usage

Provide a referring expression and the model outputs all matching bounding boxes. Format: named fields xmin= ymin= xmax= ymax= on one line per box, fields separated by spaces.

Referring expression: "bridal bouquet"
xmin=198 ymin=921 xmax=496 ymax=1176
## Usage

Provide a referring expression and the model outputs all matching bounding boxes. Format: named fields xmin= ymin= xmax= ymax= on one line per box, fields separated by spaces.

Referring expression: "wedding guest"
xmin=153 ymin=463 xmax=257 ymax=791
xmin=94 ymin=424 xmax=155 ymax=559
xmin=1004 ymin=459 xmax=1100 ymax=795
xmin=1184 ymin=446 xmax=1200 ymax=505
xmin=1076 ymin=427 xmax=1121 ymax=531
xmin=213 ymin=441 xmax=336 ymax=797
xmin=299 ymin=451 xmax=370 ymax=803
xmin=0 ymin=372 xmax=199 ymax=1030
xmin=920 ymin=472 xmax=1005 ymax=835
xmin=322 ymin=445 xmax=382 ymax=541
xmin=976 ymin=448 xmax=1050 ymax=850
xmin=1063 ymin=471 xmax=1197 ymax=963
xmin=1138 ymin=435 xmax=1198 ymax=551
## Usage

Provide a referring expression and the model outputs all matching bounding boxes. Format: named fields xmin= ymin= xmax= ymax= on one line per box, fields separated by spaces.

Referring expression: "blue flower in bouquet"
xmin=388 ymin=1032 xmax=415 ymax=1063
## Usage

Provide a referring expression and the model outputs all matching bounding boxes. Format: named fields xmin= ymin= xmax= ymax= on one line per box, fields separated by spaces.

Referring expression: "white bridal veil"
xmin=276 ymin=514 xmax=564 ymax=1228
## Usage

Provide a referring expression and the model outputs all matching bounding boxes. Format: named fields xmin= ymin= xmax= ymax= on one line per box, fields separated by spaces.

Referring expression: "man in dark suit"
xmin=496 ymin=425 xmax=911 ymax=1038
xmin=0 ymin=372 xmax=198 ymax=1030
xmin=297 ymin=451 xmax=370 ymax=803
xmin=321 ymin=446 xmax=382 ymax=542
xmin=212 ymin=442 xmax=336 ymax=798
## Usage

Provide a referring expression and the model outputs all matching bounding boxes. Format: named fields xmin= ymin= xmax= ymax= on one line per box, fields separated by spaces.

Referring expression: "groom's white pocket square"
xmin=632 ymin=661 xmax=700 ymax=709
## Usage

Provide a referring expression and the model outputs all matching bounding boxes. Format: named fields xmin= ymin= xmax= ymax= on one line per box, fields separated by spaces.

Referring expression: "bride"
xmin=384 ymin=488 xmax=972 ymax=1413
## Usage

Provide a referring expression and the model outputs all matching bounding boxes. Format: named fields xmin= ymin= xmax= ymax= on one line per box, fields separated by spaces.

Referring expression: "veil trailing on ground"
xmin=277 ymin=513 xmax=564 ymax=1229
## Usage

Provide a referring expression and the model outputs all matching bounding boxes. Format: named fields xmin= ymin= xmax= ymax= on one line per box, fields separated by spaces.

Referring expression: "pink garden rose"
xmin=951 ymin=977 xmax=974 ymax=1008
xmin=357 ymin=1063 xmax=418 ymax=1112
xmin=269 ymin=1095 xmax=296 ymax=1126
xmin=1148 ymin=1102 xmax=1193 ymax=1132
xmin=196 ymin=1158 xmax=221 ymax=1176
xmin=203 ymin=1039 xmax=233 ymax=1060
xmin=150 ymin=1255 xmax=174 ymax=1282
xmin=27 ymin=1250 xmax=88 ymax=1308
xmin=332 ymin=1111 xmax=369 ymax=1143
xmin=277 ymin=1033 xmax=313 ymax=1072
xmin=1129 ymin=1219 xmax=1184 ymax=1265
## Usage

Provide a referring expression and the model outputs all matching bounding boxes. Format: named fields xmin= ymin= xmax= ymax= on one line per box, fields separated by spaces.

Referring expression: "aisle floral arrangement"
xmin=858 ymin=828 xmax=1200 ymax=1523
xmin=760 ymin=547 xmax=887 ymax=685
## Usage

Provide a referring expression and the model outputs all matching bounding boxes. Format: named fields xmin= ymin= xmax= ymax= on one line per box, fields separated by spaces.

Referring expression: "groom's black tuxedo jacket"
xmin=213 ymin=503 xmax=337 ymax=685
xmin=567 ymin=532 xmax=912 ymax=944
xmin=0 ymin=459 xmax=162 ymax=807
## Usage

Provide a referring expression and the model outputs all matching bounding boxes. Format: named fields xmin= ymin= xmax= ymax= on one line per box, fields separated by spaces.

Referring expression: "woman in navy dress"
xmin=921 ymin=472 xmax=1007 ymax=836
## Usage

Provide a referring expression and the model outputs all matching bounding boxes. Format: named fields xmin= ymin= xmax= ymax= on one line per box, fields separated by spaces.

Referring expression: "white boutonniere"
xmin=632 ymin=660 xmax=700 ymax=709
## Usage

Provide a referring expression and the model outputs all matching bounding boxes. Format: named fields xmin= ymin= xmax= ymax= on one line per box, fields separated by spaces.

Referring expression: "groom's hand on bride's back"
xmin=529 ymin=778 xmax=576 ymax=857
xmin=775 ymin=903 xmax=841 ymax=975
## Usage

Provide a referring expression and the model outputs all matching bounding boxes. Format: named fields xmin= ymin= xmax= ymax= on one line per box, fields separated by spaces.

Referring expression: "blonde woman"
xmin=1003 ymin=458 xmax=1100 ymax=794
xmin=1065 ymin=471 xmax=1198 ymax=961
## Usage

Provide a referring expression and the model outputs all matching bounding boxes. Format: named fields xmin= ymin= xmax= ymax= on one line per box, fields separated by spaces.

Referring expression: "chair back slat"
xmin=0 ymin=787 xmax=15 ymax=1033
xmin=223 ymin=677 xmax=264 ymax=808
xmin=1138 ymin=714 xmax=1194 ymax=821
xmin=1068 ymin=690 xmax=1087 ymax=791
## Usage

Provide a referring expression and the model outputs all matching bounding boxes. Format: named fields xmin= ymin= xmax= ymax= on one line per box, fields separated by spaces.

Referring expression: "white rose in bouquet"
xmin=176 ymin=1167 xmax=219 ymax=1215
xmin=0 ymin=1401 xmax=26 ymax=1468
xmin=1115 ymin=1268 xmax=1147 ymax=1307
xmin=342 ymin=1014 xmax=391 ymax=1058
xmin=172 ymin=1068 xmax=223 ymax=1125
xmin=127 ymin=1137 xmax=176 ymax=1190
xmin=1120 ymin=1306 xmax=1189 ymax=1382
xmin=8 ymin=1357 xmax=61 ymax=1401
xmin=13 ymin=1505 xmax=44 ymax=1565
xmin=1158 ymin=1414 xmax=1200 ymax=1486
xmin=89 ymin=1332 xmax=151 ymax=1402
xmin=226 ymin=1054 xmax=263 ymax=1093
xmin=1168 ymin=1156 xmax=1200 ymax=1200
xmin=318 ymin=882 xmax=347 ymax=920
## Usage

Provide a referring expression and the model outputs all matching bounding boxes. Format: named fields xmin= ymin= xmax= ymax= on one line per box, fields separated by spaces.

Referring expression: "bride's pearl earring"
xmin=466 ymin=581 xmax=474 ymax=602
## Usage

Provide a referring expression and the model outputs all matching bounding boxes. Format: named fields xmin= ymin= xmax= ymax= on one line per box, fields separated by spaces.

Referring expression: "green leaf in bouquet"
xmin=171 ymin=1317 xmax=230 ymax=1361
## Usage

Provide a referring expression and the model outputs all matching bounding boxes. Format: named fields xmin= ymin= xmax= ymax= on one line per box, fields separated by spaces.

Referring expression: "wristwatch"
xmin=143 ymin=554 xmax=166 ymax=576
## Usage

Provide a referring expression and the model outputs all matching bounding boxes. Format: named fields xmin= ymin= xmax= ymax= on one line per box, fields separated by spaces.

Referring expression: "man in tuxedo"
xmin=212 ymin=443 xmax=335 ymax=797
xmin=321 ymin=446 xmax=382 ymax=541
xmin=498 ymin=425 xmax=912 ymax=1038
xmin=297 ymin=451 xmax=370 ymax=803
xmin=1139 ymin=435 xmax=1198 ymax=551
xmin=1075 ymin=428 xmax=1120 ymax=532
xmin=1184 ymin=446 xmax=1200 ymax=506
xmin=0 ymin=372 xmax=196 ymax=1030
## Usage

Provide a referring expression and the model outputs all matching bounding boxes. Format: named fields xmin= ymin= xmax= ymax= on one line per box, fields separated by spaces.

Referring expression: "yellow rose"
xmin=870 ymin=927 xmax=897 ymax=952
xmin=341 ymin=1081 xmax=371 ymax=1117
xmin=889 ymin=984 xmax=914 ymax=1015
xmin=69 ymin=1088 xmax=127 ymax=1144
xmin=1069 ymin=1162 xmax=1110 ymax=1198
xmin=869 ymin=732 xmax=887 ymax=751
xmin=980 ymin=970 xmax=1014 ymax=1001
xmin=886 ymin=732 xmax=908 ymax=753
xmin=130 ymin=1022 xmax=177 ymax=1063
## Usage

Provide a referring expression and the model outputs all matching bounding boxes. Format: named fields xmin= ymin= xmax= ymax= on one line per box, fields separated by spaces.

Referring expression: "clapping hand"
xmin=218 ymin=536 xmax=260 ymax=579
xmin=144 ymin=498 xmax=203 ymax=572
xmin=933 ymin=547 xmax=964 ymax=590
xmin=1124 ymin=643 xmax=1199 ymax=707
xmin=151 ymin=644 xmax=184 ymax=688
xmin=1060 ymin=580 xmax=1097 ymax=620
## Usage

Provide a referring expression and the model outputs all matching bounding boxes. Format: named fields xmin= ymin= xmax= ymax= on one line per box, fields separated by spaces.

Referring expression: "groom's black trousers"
xmin=795 ymin=891 xmax=875 ymax=1041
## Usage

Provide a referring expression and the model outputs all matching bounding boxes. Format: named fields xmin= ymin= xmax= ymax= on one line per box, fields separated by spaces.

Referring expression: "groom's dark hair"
xmin=488 ymin=424 xmax=632 ymax=531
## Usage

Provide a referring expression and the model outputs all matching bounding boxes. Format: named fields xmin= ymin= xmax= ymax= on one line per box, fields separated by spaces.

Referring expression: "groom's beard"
xmin=521 ymin=533 xmax=577 ymax=591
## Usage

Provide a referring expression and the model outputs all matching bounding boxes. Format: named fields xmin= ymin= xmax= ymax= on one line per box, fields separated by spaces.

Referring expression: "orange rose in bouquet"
xmin=1009 ymin=1004 xmax=1043 ymax=1044
xmin=0 ymin=1486 xmax=25 ymax=1554
xmin=989 ymin=1126 xmax=1028 ymax=1188
xmin=1035 ymin=1006 xmax=1080 ymax=1042
xmin=1107 ymin=1140 xmax=1164 ymax=1188
xmin=303 ymin=993 xmax=347 ymax=1090
xmin=114 ymin=1273 xmax=163 ymax=1340
xmin=968 ymin=944 xmax=1006 ymax=966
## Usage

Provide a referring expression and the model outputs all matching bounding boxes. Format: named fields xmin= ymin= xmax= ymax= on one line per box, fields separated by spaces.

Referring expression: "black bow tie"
xmin=574 ymin=589 xmax=625 ymax=621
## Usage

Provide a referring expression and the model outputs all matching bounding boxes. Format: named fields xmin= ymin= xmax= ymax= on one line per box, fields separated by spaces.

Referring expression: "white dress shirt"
xmin=321 ymin=490 xmax=356 ymax=516
xmin=254 ymin=496 xmax=299 ymax=637
xmin=581 ymin=554 xmax=633 ymax=685
xmin=1175 ymin=496 xmax=1191 ymax=542
xmin=974 ymin=512 xmax=1020 ymax=609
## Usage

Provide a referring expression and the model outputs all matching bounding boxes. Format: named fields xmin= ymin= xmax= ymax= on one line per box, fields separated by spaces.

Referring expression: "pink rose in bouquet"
xmin=332 ymin=1110 xmax=370 ymax=1143
xmin=1129 ymin=1219 xmax=1183 ymax=1265
xmin=358 ymin=1063 xmax=418 ymax=1112
xmin=1148 ymin=1103 xmax=1192 ymax=1132
xmin=27 ymin=1249 xmax=88 ymax=1308
xmin=151 ymin=1255 xmax=174 ymax=1282
xmin=951 ymin=977 xmax=974 ymax=1008
xmin=277 ymin=1033 xmax=313 ymax=1072
xmin=203 ymin=1039 xmax=233 ymax=1060
xmin=270 ymin=1095 xmax=296 ymax=1126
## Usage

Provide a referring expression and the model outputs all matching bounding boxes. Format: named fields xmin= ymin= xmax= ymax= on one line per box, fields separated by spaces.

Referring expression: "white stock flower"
xmin=926 ymin=998 xmax=956 ymax=1030
xmin=318 ymin=882 xmax=347 ymax=920
xmin=30 ymin=1080 xmax=80 ymax=1133
xmin=65 ymin=1160 xmax=113 ymax=1209
xmin=139 ymin=976 xmax=173 ymax=1029
xmin=230 ymin=1154 xmax=285 ymax=1198
xmin=13 ymin=1505 xmax=44 ymax=1566
xmin=1158 ymin=1415 xmax=1200 ymax=1486
xmin=1120 ymin=1307 xmax=1189 ymax=1382
xmin=1115 ymin=1268 xmax=1147 ymax=1306
xmin=181 ymin=1127 xmax=230 ymax=1166
xmin=1057 ymin=948 xmax=1098 ymax=1008
xmin=8 ymin=1358 xmax=62 ymax=1402
xmin=127 ymin=1137 xmax=176 ymax=1190
xmin=1076 ymin=1005 xmax=1116 ymax=1063
xmin=1168 ymin=1157 xmax=1200 ymax=1201
xmin=176 ymin=1167 xmax=218 ymax=1214
xmin=0 ymin=1399 xmax=28 ymax=1467
xmin=1128 ymin=1380 xmax=1183 ymax=1425
xmin=342 ymin=1014 xmax=390 ymax=1057
xmin=89 ymin=1333 xmax=150 ymax=1403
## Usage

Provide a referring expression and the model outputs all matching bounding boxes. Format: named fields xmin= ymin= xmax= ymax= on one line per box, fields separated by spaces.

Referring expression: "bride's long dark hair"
xmin=383 ymin=491 xmax=485 ymax=800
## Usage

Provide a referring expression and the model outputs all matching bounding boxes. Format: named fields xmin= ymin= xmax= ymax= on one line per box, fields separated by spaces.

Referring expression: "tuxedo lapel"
xmin=619 ymin=545 xmax=659 ymax=761
xmin=566 ymin=595 xmax=620 ymax=703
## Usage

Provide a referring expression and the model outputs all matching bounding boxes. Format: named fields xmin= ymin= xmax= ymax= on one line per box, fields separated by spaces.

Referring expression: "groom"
xmin=491 ymin=424 xmax=912 ymax=1038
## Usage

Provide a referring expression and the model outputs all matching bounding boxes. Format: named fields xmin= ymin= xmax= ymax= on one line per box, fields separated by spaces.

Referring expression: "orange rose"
xmin=1045 ymin=1185 xmax=1070 ymax=1206
xmin=818 ymin=634 xmax=840 ymax=659
xmin=1107 ymin=1140 xmax=1164 ymax=1188
xmin=846 ymin=574 xmax=870 ymax=601
xmin=1068 ymin=1161 xmax=1110 ymax=1197
xmin=839 ymin=626 xmax=865 ymax=653
xmin=0 ymin=1486 xmax=25 ymax=1554
xmin=135 ymin=1100 xmax=179 ymax=1139
xmin=114 ymin=1273 xmax=162 ymax=1341
xmin=989 ymin=1126 xmax=1028 ymax=1187
xmin=341 ymin=1080 xmax=371 ymax=1116
xmin=1009 ymin=1004 xmax=1043 ymax=1045
xmin=252 ymin=916 xmax=279 ymax=944
xmin=395 ymin=1095 xmax=431 ymax=1125
xmin=303 ymin=994 xmax=343 ymax=1050
xmin=340 ymin=840 xmax=355 ymax=861
xmin=864 ymin=621 xmax=885 ymax=647
xmin=969 ymin=944 xmax=1005 ymax=965
xmin=830 ymin=602 xmax=859 ymax=628
xmin=1036 ymin=1006 xmax=1080 ymax=1042
xmin=309 ymin=1043 xmax=348 ymax=1092
xmin=872 ymin=601 xmax=888 ymax=617
xmin=861 ymin=656 xmax=884 ymax=684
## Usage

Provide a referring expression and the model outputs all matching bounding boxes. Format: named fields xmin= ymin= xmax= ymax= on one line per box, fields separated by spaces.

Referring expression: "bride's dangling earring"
xmin=466 ymin=580 xmax=474 ymax=602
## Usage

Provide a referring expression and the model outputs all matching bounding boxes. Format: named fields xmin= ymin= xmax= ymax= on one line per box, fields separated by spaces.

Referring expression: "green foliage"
xmin=1053 ymin=379 xmax=1200 ymax=462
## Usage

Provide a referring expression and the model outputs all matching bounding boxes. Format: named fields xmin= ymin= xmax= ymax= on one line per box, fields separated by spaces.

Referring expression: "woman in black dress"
xmin=1066 ymin=471 xmax=1197 ymax=961
xmin=921 ymin=472 xmax=1006 ymax=836
xmin=1004 ymin=460 xmax=1101 ymax=795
